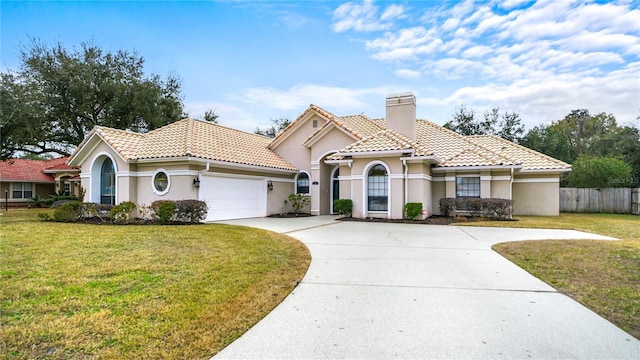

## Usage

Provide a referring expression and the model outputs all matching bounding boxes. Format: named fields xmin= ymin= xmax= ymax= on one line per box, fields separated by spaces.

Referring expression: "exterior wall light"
xmin=267 ymin=181 xmax=274 ymax=191
xmin=193 ymin=176 xmax=201 ymax=188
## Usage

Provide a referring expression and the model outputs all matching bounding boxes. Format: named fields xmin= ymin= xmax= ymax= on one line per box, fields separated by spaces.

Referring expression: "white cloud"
xmin=394 ymin=69 xmax=421 ymax=79
xmin=331 ymin=0 xmax=405 ymax=33
xmin=241 ymin=84 xmax=393 ymax=112
xmin=332 ymin=0 xmax=639 ymax=126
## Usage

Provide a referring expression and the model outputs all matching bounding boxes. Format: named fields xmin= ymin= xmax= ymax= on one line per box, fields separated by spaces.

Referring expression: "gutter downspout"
xmin=402 ymin=159 xmax=408 ymax=206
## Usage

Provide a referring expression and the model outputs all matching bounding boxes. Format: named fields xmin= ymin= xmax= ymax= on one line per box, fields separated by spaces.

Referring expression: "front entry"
xmin=331 ymin=167 xmax=339 ymax=214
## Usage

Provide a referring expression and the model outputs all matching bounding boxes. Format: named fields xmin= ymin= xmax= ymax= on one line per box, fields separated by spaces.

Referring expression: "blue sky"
xmin=1 ymin=0 xmax=639 ymax=133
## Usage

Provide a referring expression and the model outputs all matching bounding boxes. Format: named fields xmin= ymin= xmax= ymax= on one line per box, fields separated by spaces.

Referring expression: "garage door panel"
xmin=199 ymin=176 xmax=266 ymax=221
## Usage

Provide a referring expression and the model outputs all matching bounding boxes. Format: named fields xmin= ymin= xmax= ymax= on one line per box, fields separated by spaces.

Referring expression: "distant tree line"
xmin=445 ymin=106 xmax=640 ymax=188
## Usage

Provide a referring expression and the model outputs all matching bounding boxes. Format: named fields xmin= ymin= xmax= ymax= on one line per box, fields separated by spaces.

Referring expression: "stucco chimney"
xmin=385 ymin=92 xmax=416 ymax=141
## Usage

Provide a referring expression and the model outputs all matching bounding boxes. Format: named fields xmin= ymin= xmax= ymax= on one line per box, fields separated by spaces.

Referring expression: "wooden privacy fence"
xmin=560 ymin=188 xmax=640 ymax=215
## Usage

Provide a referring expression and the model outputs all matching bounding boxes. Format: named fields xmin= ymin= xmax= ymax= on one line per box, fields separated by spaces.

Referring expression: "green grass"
xmin=0 ymin=209 xmax=311 ymax=359
xmin=459 ymin=213 xmax=640 ymax=339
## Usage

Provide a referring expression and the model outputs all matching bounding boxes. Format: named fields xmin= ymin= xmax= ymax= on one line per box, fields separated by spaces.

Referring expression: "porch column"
xmin=310 ymin=161 xmax=320 ymax=215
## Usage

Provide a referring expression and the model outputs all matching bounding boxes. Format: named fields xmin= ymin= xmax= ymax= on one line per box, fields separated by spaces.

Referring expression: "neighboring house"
xmin=0 ymin=157 xmax=80 ymax=206
xmin=68 ymin=92 xmax=571 ymax=221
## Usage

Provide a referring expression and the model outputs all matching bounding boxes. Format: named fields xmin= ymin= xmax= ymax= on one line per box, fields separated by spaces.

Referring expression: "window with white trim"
xmin=153 ymin=170 xmax=170 ymax=195
xmin=12 ymin=182 xmax=33 ymax=199
xmin=367 ymin=164 xmax=388 ymax=211
xmin=456 ymin=177 xmax=480 ymax=198
xmin=296 ymin=172 xmax=310 ymax=194
xmin=100 ymin=158 xmax=115 ymax=205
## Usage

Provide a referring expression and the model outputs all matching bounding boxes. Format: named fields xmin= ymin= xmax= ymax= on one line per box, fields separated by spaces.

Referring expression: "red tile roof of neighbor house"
xmin=0 ymin=157 xmax=75 ymax=183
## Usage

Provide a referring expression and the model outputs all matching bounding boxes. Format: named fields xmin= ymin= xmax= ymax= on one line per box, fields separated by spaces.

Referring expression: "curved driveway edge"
xmin=213 ymin=217 xmax=639 ymax=359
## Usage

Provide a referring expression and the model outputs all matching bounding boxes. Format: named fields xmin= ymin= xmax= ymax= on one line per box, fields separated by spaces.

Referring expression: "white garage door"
xmin=199 ymin=175 xmax=266 ymax=222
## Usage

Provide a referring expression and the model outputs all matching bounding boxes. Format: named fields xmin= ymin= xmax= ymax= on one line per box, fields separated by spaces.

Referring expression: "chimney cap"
xmin=386 ymin=91 xmax=415 ymax=99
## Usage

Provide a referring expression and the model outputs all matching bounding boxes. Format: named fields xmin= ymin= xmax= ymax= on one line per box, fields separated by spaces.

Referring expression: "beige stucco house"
xmin=68 ymin=92 xmax=571 ymax=221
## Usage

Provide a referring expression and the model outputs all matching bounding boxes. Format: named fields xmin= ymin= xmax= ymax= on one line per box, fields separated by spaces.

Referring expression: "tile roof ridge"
xmin=468 ymin=135 xmax=571 ymax=168
xmin=185 ymin=118 xmax=194 ymax=156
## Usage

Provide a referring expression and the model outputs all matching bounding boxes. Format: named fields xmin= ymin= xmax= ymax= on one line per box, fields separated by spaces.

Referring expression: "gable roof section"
xmin=0 ymin=157 xmax=76 ymax=183
xmin=330 ymin=117 xmax=567 ymax=171
xmin=337 ymin=129 xmax=433 ymax=156
xmin=72 ymin=119 xmax=297 ymax=171
xmin=467 ymin=135 xmax=571 ymax=170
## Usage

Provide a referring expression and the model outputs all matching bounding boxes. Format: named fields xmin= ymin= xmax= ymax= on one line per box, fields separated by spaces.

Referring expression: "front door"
xmin=331 ymin=167 xmax=339 ymax=214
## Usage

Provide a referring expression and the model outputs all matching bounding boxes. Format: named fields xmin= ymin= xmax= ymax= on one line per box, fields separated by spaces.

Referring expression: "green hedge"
xmin=439 ymin=198 xmax=512 ymax=220
xmin=333 ymin=199 xmax=353 ymax=217
xmin=404 ymin=202 xmax=423 ymax=219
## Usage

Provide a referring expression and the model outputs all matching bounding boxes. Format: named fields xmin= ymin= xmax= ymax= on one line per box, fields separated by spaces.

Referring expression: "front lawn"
xmin=459 ymin=213 xmax=639 ymax=339
xmin=0 ymin=209 xmax=310 ymax=359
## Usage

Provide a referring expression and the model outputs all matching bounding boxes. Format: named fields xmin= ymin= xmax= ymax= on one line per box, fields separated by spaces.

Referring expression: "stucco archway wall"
xmin=311 ymin=151 xmax=340 ymax=215
xmin=89 ymin=152 xmax=118 ymax=204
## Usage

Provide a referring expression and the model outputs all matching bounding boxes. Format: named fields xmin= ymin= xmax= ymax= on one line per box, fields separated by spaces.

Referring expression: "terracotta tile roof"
xmin=90 ymin=126 xmax=145 ymax=161
xmin=0 ymin=157 xmax=75 ymax=182
xmin=467 ymin=135 xmax=571 ymax=170
xmin=331 ymin=117 xmax=564 ymax=170
xmin=88 ymin=119 xmax=297 ymax=171
xmin=302 ymin=111 xmax=387 ymax=145
xmin=339 ymin=129 xmax=433 ymax=156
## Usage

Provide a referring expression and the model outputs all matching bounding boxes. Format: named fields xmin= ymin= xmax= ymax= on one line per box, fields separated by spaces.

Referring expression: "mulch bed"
xmin=338 ymin=215 xmax=483 ymax=225
xmin=268 ymin=213 xmax=313 ymax=218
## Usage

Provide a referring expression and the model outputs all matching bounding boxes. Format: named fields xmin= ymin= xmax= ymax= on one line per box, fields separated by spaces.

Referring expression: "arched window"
xmin=367 ymin=164 xmax=388 ymax=211
xmin=296 ymin=172 xmax=310 ymax=194
xmin=100 ymin=158 xmax=115 ymax=205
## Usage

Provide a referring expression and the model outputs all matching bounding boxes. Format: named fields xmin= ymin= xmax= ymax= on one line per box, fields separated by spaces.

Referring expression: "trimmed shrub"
xmin=81 ymin=202 xmax=112 ymax=221
xmin=404 ymin=202 xmax=423 ymax=219
xmin=439 ymin=198 xmax=512 ymax=220
xmin=53 ymin=201 xmax=82 ymax=222
xmin=333 ymin=199 xmax=353 ymax=217
xmin=481 ymin=198 xmax=513 ymax=220
xmin=439 ymin=198 xmax=456 ymax=217
xmin=110 ymin=201 xmax=137 ymax=222
xmin=175 ymin=200 xmax=208 ymax=223
xmin=287 ymin=193 xmax=311 ymax=215
xmin=152 ymin=200 xmax=177 ymax=224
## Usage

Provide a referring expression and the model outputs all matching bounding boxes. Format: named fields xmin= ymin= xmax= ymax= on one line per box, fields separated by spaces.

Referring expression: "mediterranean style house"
xmin=68 ymin=92 xmax=571 ymax=221
xmin=0 ymin=157 xmax=80 ymax=206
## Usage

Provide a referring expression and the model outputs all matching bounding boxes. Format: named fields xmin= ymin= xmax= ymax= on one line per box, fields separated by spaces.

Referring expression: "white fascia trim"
xmin=399 ymin=155 xmax=440 ymax=164
xmin=324 ymin=159 xmax=353 ymax=167
xmin=491 ymin=176 xmax=512 ymax=181
xmin=69 ymin=132 xmax=127 ymax=166
xmin=432 ymin=165 xmax=522 ymax=172
xmin=407 ymin=174 xmax=433 ymax=181
xmin=267 ymin=178 xmax=296 ymax=183
xmin=389 ymin=174 xmax=404 ymax=180
xmin=432 ymin=176 xmax=455 ymax=182
xmin=134 ymin=157 xmax=298 ymax=175
xmin=339 ymin=149 xmax=414 ymax=158
xmin=517 ymin=168 xmax=572 ymax=174
xmin=270 ymin=110 xmax=328 ymax=149
xmin=303 ymin=123 xmax=359 ymax=147
xmin=350 ymin=175 xmax=365 ymax=181
xmin=200 ymin=172 xmax=270 ymax=181
xmin=122 ymin=170 xmax=199 ymax=177
xmin=513 ymin=178 xmax=560 ymax=183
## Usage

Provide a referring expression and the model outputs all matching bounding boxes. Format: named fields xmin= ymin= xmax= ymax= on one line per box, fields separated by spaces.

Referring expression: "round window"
xmin=153 ymin=171 xmax=169 ymax=193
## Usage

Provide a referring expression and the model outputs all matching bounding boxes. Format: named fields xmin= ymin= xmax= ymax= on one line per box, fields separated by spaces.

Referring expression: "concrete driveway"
xmin=213 ymin=217 xmax=640 ymax=359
